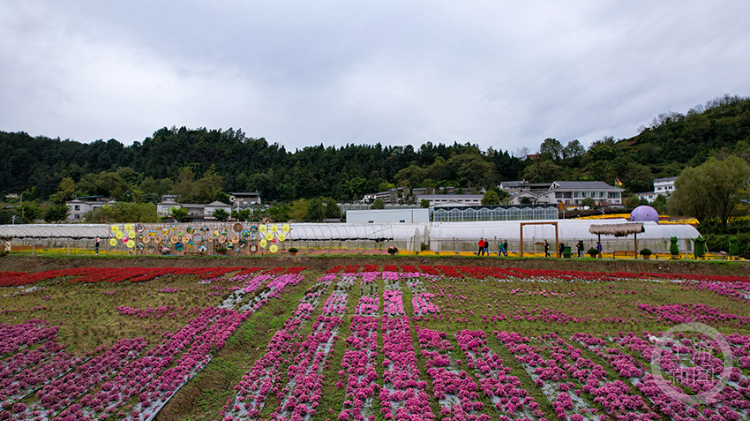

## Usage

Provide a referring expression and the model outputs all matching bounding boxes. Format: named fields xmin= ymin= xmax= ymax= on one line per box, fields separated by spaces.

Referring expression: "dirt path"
xmin=1 ymin=255 xmax=747 ymax=277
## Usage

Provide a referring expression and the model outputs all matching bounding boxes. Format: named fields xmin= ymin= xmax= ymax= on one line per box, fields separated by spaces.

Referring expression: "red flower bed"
xmin=418 ymin=265 xmax=441 ymax=276
xmin=383 ymin=265 xmax=398 ymax=272
xmin=400 ymin=265 xmax=419 ymax=273
xmin=362 ymin=265 xmax=379 ymax=272
xmin=324 ymin=266 xmax=343 ymax=274
xmin=343 ymin=265 xmax=360 ymax=273
xmin=435 ymin=266 xmax=464 ymax=277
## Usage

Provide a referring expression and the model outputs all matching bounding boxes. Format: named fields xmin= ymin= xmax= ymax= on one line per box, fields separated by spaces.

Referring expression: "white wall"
xmin=347 ymin=209 xmax=430 ymax=224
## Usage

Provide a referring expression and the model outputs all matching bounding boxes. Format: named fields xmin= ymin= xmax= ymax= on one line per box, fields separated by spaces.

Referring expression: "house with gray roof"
xmin=503 ymin=180 xmax=623 ymax=207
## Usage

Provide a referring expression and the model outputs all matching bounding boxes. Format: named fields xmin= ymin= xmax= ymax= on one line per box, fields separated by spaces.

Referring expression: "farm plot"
xmin=1 ymin=264 xmax=750 ymax=420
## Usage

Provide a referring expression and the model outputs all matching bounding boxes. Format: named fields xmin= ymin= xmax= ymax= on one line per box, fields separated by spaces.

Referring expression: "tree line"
xmin=1 ymin=95 xmax=749 ymax=225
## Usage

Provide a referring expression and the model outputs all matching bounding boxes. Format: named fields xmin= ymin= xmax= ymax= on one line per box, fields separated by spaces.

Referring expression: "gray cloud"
xmin=1 ymin=1 xmax=748 ymax=153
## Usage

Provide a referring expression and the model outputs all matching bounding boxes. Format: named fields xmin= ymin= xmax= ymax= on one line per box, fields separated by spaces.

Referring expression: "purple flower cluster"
xmin=637 ymin=303 xmax=750 ymax=327
xmin=417 ymin=327 xmax=488 ymax=421
xmin=222 ymin=275 xmax=333 ymax=420
xmin=126 ymin=309 xmax=246 ymax=421
xmin=17 ymin=338 xmax=147 ymax=419
xmin=383 ymin=290 xmax=405 ymax=317
xmin=456 ymin=330 xmax=544 ymax=419
xmin=0 ymin=320 xmax=59 ymax=356
xmin=338 ymin=315 xmax=379 ymax=421
xmin=380 ymin=315 xmax=433 ymax=420
xmin=0 ymin=340 xmax=84 ymax=409
xmin=380 ymin=284 xmax=434 ymax=421
xmin=499 ymin=331 xmax=660 ymax=420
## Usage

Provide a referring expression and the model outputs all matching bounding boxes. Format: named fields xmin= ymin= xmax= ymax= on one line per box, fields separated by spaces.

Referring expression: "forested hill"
xmin=1 ymin=95 xmax=749 ymax=203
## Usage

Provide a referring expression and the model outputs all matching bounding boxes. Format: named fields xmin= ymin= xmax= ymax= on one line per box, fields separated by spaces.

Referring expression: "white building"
xmin=230 ymin=192 xmax=262 ymax=210
xmin=156 ymin=200 xmax=231 ymax=221
xmin=633 ymin=177 xmax=678 ymax=203
xmin=156 ymin=199 xmax=181 ymax=216
xmin=414 ymin=194 xmax=484 ymax=207
xmin=347 ymin=209 xmax=430 ymax=224
xmin=654 ymin=177 xmax=677 ymax=197
xmin=66 ymin=198 xmax=116 ymax=221
xmin=502 ymin=181 xmax=623 ymax=207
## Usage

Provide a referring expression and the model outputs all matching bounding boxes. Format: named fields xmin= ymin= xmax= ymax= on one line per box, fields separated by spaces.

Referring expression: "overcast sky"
xmin=1 ymin=1 xmax=749 ymax=153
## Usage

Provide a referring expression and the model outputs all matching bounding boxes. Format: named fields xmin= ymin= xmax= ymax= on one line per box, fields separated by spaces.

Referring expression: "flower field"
xmin=1 ymin=264 xmax=750 ymax=420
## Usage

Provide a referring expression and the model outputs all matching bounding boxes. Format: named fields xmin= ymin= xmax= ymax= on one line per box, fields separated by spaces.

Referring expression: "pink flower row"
xmin=0 ymin=320 xmax=59 ymax=356
xmin=456 ymin=330 xmax=544 ymax=420
xmin=379 ymin=313 xmax=434 ymax=420
xmin=416 ymin=327 xmax=488 ymax=421
xmin=16 ymin=337 xmax=148 ymax=419
xmin=272 ymin=314 xmax=343 ymax=420
xmin=222 ymin=274 xmax=333 ymax=419
xmin=337 ymin=315 xmax=379 ymax=421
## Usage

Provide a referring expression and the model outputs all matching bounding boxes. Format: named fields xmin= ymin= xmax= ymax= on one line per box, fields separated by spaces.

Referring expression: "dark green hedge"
xmin=703 ymin=233 xmax=750 ymax=258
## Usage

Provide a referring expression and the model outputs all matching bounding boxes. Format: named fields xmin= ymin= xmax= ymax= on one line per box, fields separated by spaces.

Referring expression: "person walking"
xmin=559 ymin=242 xmax=565 ymax=258
xmin=576 ymin=240 xmax=584 ymax=258
xmin=596 ymin=241 xmax=603 ymax=258
xmin=477 ymin=238 xmax=484 ymax=256
xmin=483 ymin=239 xmax=490 ymax=256
xmin=497 ymin=239 xmax=504 ymax=257
xmin=95 ymin=236 xmax=101 ymax=256
xmin=544 ymin=240 xmax=550 ymax=257
xmin=502 ymin=239 xmax=508 ymax=257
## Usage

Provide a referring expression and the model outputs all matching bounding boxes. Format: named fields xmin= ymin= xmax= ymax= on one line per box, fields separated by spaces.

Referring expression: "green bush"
xmin=703 ymin=233 xmax=750 ymax=258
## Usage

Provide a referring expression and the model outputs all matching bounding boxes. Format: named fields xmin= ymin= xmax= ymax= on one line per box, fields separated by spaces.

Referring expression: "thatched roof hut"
xmin=589 ymin=223 xmax=644 ymax=237
xmin=589 ymin=222 xmax=646 ymax=258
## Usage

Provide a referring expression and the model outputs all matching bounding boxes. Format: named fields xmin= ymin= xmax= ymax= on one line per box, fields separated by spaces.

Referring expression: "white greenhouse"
xmin=0 ymin=219 xmax=700 ymax=256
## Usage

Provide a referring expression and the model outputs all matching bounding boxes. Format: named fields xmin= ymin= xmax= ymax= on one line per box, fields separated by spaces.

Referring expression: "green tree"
xmin=213 ymin=208 xmax=229 ymax=221
xmin=651 ymin=194 xmax=668 ymax=215
xmin=669 ymin=155 xmax=750 ymax=225
xmin=172 ymin=167 xmax=196 ymax=202
xmin=420 ymin=199 xmax=430 ymax=208
xmin=232 ymin=208 xmax=251 ymax=222
xmin=581 ymin=197 xmax=596 ymax=208
xmin=95 ymin=171 xmax=130 ymax=198
xmin=539 ymin=138 xmax=563 ymax=162
xmin=15 ymin=202 xmax=42 ymax=222
xmin=394 ymin=165 xmax=427 ymax=188
xmin=306 ymin=197 xmax=325 ymax=222
xmin=43 ymin=204 xmax=69 ymax=223
xmin=49 ymin=177 xmax=77 ymax=204
xmin=562 ymin=139 xmax=586 ymax=162
xmin=324 ymin=198 xmax=341 ymax=219
xmin=84 ymin=202 xmax=158 ymax=223
xmin=520 ymin=160 xmax=563 ymax=183
xmin=288 ymin=199 xmax=308 ymax=221
xmin=171 ymin=206 xmax=190 ymax=222
xmin=268 ymin=202 xmax=290 ymax=222
xmin=519 ymin=197 xmax=532 ymax=205
xmin=344 ymin=177 xmax=368 ymax=200
xmin=371 ymin=199 xmax=385 ymax=209
xmin=481 ymin=190 xmax=500 ymax=205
